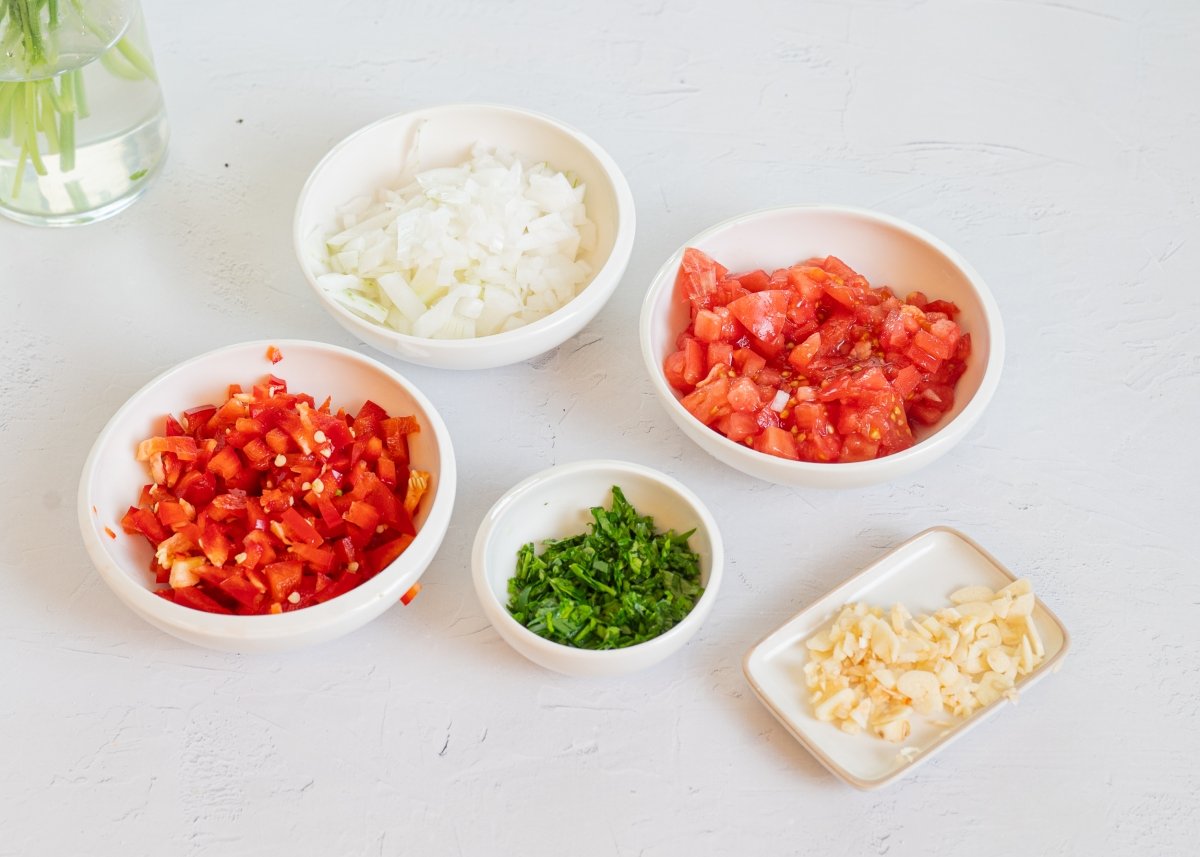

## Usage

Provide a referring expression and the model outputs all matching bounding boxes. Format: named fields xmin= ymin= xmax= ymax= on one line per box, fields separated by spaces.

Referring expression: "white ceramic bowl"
xmin=294 ymin=103 xmax=636 ymax=370
xmin=471 ymin=460 xmax=723 ymax=677
xmin=77 ymin=340 xmax=457 ymax=653
xmin=639 ymin=205 xmax=1004 ymax=488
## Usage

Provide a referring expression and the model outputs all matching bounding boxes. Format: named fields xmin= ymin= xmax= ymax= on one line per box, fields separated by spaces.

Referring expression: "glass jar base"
xmin=0 ymin=160 xmax=164 ymax=227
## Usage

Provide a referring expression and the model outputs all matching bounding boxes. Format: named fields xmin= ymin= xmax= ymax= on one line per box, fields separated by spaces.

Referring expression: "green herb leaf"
xmin=506 ymin=486 xmax=704 ymax=650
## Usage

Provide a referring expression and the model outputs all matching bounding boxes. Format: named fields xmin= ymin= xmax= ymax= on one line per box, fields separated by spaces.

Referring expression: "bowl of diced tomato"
xmin=77 ymin=340 xmax=456 ymax=652
xmin=639 ymin=205 xmax=1004 ymax=488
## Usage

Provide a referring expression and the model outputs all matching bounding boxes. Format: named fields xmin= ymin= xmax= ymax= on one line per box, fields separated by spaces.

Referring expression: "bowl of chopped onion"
xmin=294 ymin=104 xmax=636 ymax=370
xmin=77 ymin=340 xmax=457 ymax=652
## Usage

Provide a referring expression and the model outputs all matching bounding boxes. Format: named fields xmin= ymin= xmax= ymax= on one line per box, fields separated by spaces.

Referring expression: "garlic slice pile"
xmin=803 ymin=579 xmax=1045 ymax=742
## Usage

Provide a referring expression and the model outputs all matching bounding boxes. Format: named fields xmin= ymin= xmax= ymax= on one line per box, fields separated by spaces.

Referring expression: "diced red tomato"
xmin=753 ymin=426 xmax=799 ymax=460
xmin=683 ymin=337 xmax=705 ymax=387
xmin=680 ymin=374 xmax=731 ymax=426
xmin=675 ymin=246 xmax=728 ymax=309
xmin=732 ymin=269 xmax=771 ymax=292
xmin=661 ymin=248 xmax=971 ymax=463
xmin=727 ymin=376 xmax=762 ymax=413
xmin=693 ymin=309 xmax=724 ymax=343
xmin=727 ymin=290 xmax=791 ymax=342
xmin=119 ymin=374 xmax=431 ymax=615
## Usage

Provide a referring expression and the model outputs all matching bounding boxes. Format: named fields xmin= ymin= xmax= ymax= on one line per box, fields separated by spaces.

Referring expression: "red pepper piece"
xmin=365 ymin=534 xmax=414 ymax=576
xmin=262 ymin=561 xmax=303 ymax=601
xmin=280 ymin=507 xmax=323 ymax=547
xmin=173 ymin=586 xmax=232 ymax=614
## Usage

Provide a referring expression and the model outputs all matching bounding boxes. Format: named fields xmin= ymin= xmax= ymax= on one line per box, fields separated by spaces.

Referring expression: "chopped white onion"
xmin=313 ymin=145 xmax=596 ymax=339
xmin=770 ymin=390 xmax=790 ymax=412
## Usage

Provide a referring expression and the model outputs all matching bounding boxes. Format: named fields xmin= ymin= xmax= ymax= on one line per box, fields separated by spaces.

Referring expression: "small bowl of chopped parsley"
xmin=472 ymin=460 xmax=724 ymax=677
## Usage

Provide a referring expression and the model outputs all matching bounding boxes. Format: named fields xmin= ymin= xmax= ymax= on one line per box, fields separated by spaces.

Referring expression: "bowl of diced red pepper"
xmin=78 ymin=340 xmax=456 ymax=652
xmin=639 ymin=205 xmax=1004 ymax=488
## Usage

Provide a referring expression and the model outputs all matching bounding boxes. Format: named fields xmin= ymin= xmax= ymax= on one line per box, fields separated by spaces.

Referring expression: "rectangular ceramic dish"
xmin=742 ymin=526 xmax=1070 ymax=790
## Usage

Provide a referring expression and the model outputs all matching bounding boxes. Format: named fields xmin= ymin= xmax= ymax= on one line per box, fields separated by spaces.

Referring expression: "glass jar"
xmin=0 ymin=0 xmax=168 ymax=226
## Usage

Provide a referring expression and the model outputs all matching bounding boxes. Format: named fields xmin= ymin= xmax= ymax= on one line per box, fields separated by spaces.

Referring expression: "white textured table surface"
xmin=2 ymin=1 xmax=1197 ymax=854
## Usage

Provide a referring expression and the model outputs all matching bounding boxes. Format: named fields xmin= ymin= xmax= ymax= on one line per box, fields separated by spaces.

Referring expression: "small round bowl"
xmin=472 ymin=460 xmax=723 ymax=677
xmin=639 ymin=205 xmax=1004 ymax=488
xmin=77 ymin=340 xmax=457 ymax=653
xmin=294 ymin=103 xmax=636 ymax=370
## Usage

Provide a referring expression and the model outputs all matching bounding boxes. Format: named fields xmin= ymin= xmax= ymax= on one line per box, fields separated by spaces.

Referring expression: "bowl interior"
xmin=479 ymin=464 xmax=716 ymax=614
xmin=645 ymin=207 xmax=995 ymax=446
xmin=297 ymin=104 xmax=621 ymax=301
xmin=82 ymin=341 xmax=446 ymax=600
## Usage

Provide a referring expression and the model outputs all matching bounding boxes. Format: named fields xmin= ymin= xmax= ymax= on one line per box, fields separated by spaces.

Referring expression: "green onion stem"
xmin=72 ymin=68 xmax=88 ymax=118
xmin=23 ymin=83 xmax=46 ymax=175
xmin=12 ymin=145 xmax=28 ymax=196
xmin=115 ymin=36 xmax=156 ymax=82
xmin=100 ymin=46 xmax=141 ymax=80
xmin=0 ymin=82 xmax=18 ymax=123
xmin=37 ymin=83 xmax=59 ymax=154
xmin=58 ymin=106 xmax=73 ymax=171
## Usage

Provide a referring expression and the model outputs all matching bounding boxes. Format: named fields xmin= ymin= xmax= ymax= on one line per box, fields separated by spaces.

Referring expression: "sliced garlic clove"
xmin=897 ymin=670 xmax=943 ymax=715
xmin=806 ymin=630 xmax=833 ymax=651
xmin=1018 ymin=635 xmax=1035 ymax=673
xmin=849 ymin=698 xmax=872 ymax=729
xmin=935 ymin=659 xmax=961 ymax=687
xmin=991 ymin=592 xmax=1013 ymax=619
xmin=975 ymin=621 xmax=1002 ymax=648
xmin=1023 ymin=616 xmax=1045 ymax=658
xmin=999 ymin=578 xmax=1032 ymax=598
xmin=950 ymin=585 xmax=995 ymax=604
xmin=975 ymin=671 xmax=1014 ymax=706
xmin=870 ymin=621 xmax=900 ymax=661
xmin=814 ymin=687 xmax=858 ymax=721
xmin=1009 ymin=592 xmax=1035 ymax=618
xmin=911 ymin=617 xmax=935 ymax=641
xmin=985 ymin=648 xmax=1012 ymax=674
xmin=877 ymin=719 xmax=911 ymax=743
xmin=956 ymin=601 xmax=995 ymax=623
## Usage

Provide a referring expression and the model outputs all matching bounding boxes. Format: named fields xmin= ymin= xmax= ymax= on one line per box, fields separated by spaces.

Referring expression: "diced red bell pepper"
xmin=121 ymin=506 xmax=169 ymax=544
xmin=280 ymin=507 xmax=323 ymax=547
xmin=262 ymin=561 xmax=303 ymax=601
xmin=400 ymin=583 xmax=422 ymax=605
xmin=206 ymin=445 xmax=243 ymax=481
xmin=343 ymin=500 xmax=381 ymax=533
xmin=172 ymin=586 xmax=232 ymax=614
xmin=290 ymin=543 xmax=336 ymax=574
xmin=137 ymin=435 xmax=199 ymax=462
xmin=365 ymin=534 xmax=414 ymax=575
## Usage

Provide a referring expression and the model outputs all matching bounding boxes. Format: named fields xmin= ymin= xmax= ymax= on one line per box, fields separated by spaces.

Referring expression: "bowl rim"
xmin=293 ymin=102 xmax=637 ymax=355
xmin=638 ymin=203 xmax=1005 ymax=476
xmin=471 ymin=458 xmax=724 ymax=662
xmin=76 ymin=338 xmax=457 ymax=641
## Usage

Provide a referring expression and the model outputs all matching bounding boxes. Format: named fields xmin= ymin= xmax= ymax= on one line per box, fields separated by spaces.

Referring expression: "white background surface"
xmin=1 ymin=1 xmax=1197 ymax=854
